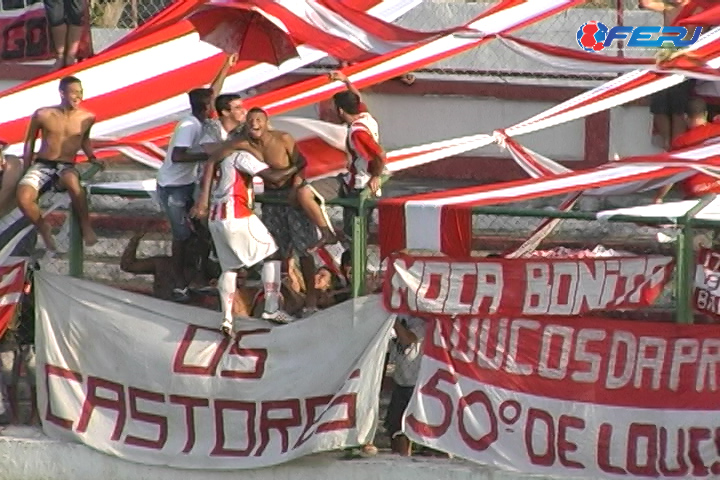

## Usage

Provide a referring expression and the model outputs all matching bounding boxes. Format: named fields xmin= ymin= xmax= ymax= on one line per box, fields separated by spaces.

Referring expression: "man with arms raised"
xmin=294 ymin=71 xmax=385 ymax=244
xmin=16 ymin=76 xmax=99 ymax=254
xmin=156 ymin=54 xmax=237 ymax=302
xmin=193 ymin=129 xmax=306 ymax=331
xmin=198 ymin=107 xmax=322 ymax=319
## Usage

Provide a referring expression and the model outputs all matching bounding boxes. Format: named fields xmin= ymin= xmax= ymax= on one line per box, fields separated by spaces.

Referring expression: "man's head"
xmin=246 ymin=107 xmax=269 ymax=140
xmin=215 ymin=94 xmax=246 ymax=125
xmin=686 ymin=97 xmax=708 ymax=128
xmin=59 ymin=76 xmax=83 ymax=109
xmin=188 ymin=88 xmax=214 ymax=120
xmin=333 ymin=91 xmax=362 ymax=124
xmin=341 ymin=249 xmax=352 ymax=280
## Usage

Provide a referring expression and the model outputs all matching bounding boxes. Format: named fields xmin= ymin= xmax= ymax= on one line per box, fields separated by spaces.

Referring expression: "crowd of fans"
xmin=2 ymin=1 xmax=718 ymax=461
xmin=0 ymin=52 xmax=421 ymax=454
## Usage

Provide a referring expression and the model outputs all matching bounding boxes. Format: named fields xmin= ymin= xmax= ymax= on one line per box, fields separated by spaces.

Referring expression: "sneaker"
xmin=261 ymin=310 xmax=296 ymax=325
xmin=220 ymin=319 xmax=233 ymax=337
xmin=172 ymin=287 xmax=191 ymax=303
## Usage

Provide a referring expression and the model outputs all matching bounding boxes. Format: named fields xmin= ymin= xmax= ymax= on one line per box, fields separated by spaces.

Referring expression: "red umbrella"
xmin=677 ymin=3 xmax=720 ymax=27
xmin=187 ymin=1 xmax=299 ymax=66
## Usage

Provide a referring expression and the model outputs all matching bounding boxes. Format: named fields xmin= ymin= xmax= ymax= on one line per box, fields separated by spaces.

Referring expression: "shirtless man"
xmin=197 ymin=107 xmax=322 ymax=318
xmin=120 ymin=228 xmax=213 ymax=302
xmin=16 ymin=76 xmax=98 ymax=253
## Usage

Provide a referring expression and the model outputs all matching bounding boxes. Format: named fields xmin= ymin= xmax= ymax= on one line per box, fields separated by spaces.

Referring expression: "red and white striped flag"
xmin=188 ymin=0 xmax=467 ymax=63
xmin=0 ymin=259 xmax=26 ymax=339
xmin=378 ymin=143 xmax=720 ymax=258
xmin=0 ymin=0 xmax=416 ymax=155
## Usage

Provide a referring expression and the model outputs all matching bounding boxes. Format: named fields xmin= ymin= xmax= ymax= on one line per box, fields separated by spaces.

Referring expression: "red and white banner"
xmin=0 ymin=257 xmax=26 ymax=338
xmin=384 ymin=255 xmax=674 ymax=318
xmin=189 ymin=0 xmax=468 ymax=63
xmin=35 ymin=273 xmax=393 ymax=469
xmin=0 ymin=0 xmax=417 ymax=154
xmin=378 ymin=144 xmax=720 ymax=257
xmin=694 ymin=248 xmax=720 ymax=321
xmin=404 ymin=316 xmax=720 ymax=478
xmin=0 ymin=0 xmax=582 ymax=160
xmin=0 ymin=0 xmax=92 ymax=62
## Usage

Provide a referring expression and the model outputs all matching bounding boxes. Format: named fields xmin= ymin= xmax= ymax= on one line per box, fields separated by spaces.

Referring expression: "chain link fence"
xmin=40 ymin=184 xmax=685 ymax=317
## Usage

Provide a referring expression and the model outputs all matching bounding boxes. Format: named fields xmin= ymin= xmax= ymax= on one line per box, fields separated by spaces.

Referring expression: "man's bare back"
xmin=32 ymin=106 xmax=95 ymax=163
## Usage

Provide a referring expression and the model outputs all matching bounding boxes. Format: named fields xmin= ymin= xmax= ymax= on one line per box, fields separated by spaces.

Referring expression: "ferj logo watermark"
xmin=576 ymin=21 xmax=702 ymax=52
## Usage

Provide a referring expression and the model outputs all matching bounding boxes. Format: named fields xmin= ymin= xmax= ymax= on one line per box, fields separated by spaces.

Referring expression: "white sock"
xmin=218 ymin=270 xmax=237 ymax=324
xmin=262 ymin=260 xmax=282 ymax=314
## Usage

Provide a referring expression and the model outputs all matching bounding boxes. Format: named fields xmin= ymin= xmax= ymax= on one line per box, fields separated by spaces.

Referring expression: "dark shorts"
xmin=650 ymin=80 xmax=695 ymax=116
xmin=305 ymin=175 xmax=363 ymax=237
xmin=43 ymin=0 xmax=85 ymax=27
xmin=384 ymin=385 xmax=414 ymax=438
xmin=261 ymin=190 xmax=318 ymax=258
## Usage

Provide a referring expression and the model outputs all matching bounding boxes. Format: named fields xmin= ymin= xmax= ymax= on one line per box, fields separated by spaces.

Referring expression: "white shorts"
xmin=209 ymin=215 xmax=278 ymax=272
xmin=18 ymin=160 xmax=77 ymax=191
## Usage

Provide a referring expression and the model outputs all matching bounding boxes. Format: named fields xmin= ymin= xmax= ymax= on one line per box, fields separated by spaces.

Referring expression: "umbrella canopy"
xmin=678 ymin=3 xmax=720 ymax=28
xmin=188 ymin=2 xmax=299 ymax=66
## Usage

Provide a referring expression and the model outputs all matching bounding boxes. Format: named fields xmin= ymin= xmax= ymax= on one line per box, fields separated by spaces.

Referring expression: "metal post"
xmin=68 ymin=204 xmax=84 ymax=278
xmin=674 ymin=195 xmax=714 ymax=324
xmin=68 ymin=164 xmax=103 ymax=278
xmin=351 ymin=198 xmax=368 ymax=298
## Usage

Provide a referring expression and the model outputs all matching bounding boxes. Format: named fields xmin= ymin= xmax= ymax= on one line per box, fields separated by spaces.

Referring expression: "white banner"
xmin=403 ymin=318 xmax=720 ymax=479
xmin=695 ymin=248 xmax=720 ymax=319
xmin=35 ymin=272 xmax=393 ymax=469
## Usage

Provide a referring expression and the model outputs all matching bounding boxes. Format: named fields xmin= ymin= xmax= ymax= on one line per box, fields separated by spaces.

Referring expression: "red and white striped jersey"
xmin=343 ymin=112 xmax=383 ymax=190
xmin=210 ymin=151 xmax=268 ymax=221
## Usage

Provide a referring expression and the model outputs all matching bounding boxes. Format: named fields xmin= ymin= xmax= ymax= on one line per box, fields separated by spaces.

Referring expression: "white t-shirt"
xmin=199 ymin=119 xmax=228 ymax=146
xmin=389 ymin=315 xmax=425 ymax=387
xmin=156 ymin=115 xmax=204 ymax=187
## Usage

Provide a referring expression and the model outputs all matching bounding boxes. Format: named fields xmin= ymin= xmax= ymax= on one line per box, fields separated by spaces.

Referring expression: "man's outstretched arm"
xmin=256 ymin=160 xmax=305 ymax=187
xmin=330 ymin=71 xmax=362 ymax=101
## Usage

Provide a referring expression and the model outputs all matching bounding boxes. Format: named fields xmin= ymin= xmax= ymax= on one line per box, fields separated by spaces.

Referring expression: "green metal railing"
xmin=73 ymin=176 xmax=718 ymax=324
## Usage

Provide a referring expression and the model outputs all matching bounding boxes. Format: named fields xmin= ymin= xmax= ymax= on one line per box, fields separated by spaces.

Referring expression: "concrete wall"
xmin=362 ymin=92 xmax=586 ymax=160
xmin=0 ymin=426 xmax=592 ymax=480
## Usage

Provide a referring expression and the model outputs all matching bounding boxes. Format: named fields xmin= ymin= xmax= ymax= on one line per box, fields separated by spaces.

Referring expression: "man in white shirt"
xmin=385 ymin=315 xmax=425 ymax=456
xmin=156 ymin=54 xmax=237 ymax=301
xmin=199 ymin=93 xmax=247 ymax=151
xmin=156 ymin=88 xmax=213 ymax=300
